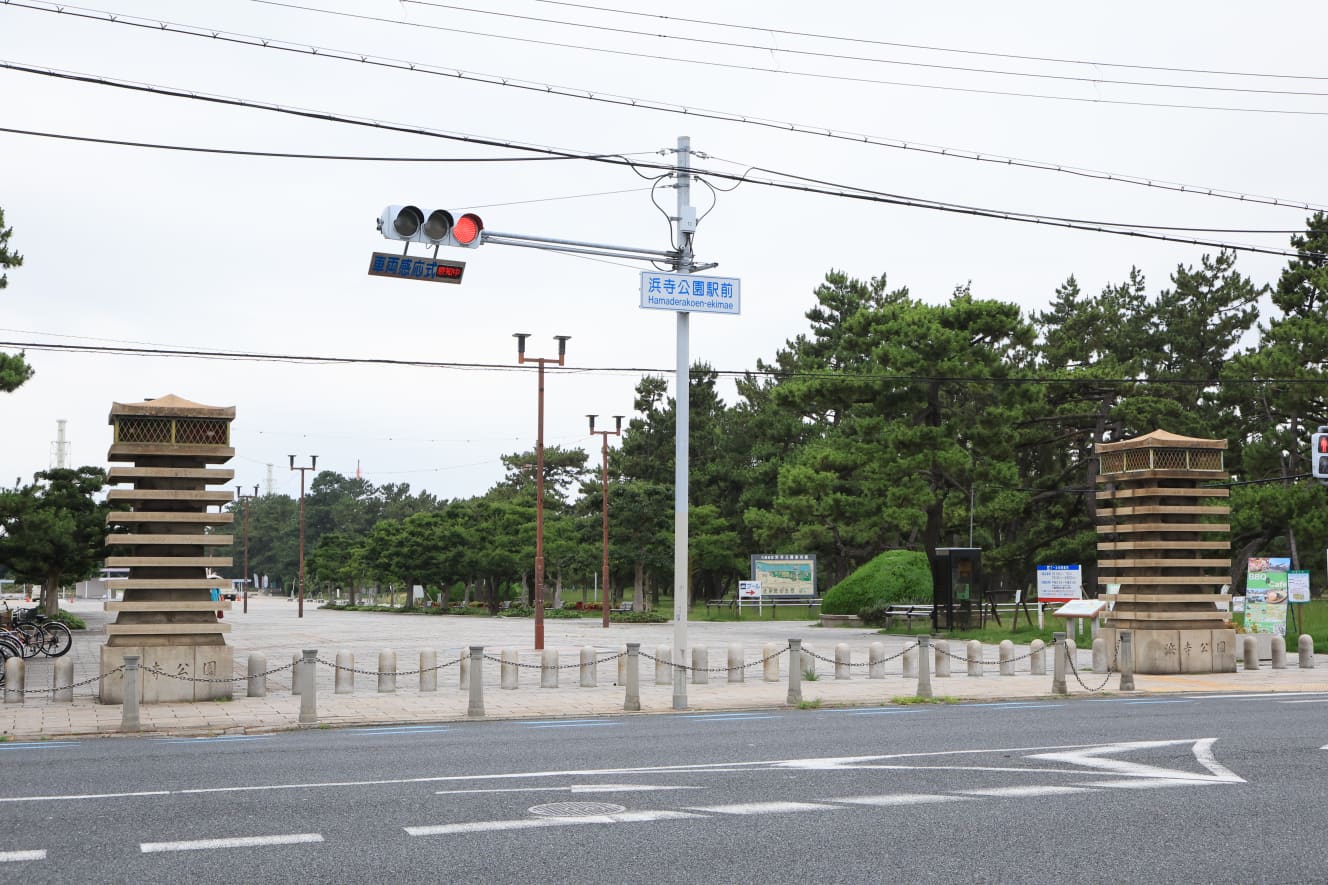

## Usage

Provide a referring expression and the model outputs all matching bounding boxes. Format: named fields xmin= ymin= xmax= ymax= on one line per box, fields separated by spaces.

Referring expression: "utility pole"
xmin=289 ymin=455 xmax=318 ymax=618
xmin=672 ymin=134 xmax=696 ymax=711
xmin=235 ymin=484 xmax=258 ymax=614
xmin=588 ymin=414 xmax=624 ymax=628
xmin=515 ymin=333 xmax=569 ymax=651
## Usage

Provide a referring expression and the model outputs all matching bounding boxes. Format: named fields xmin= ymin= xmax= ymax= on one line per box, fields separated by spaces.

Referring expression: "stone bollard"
xmin=835 ymin=643 xmax=852 ymax=680
xmin=787 ymin=639 xmax=803 ymax=705
xmin=580 ymin=647 xmax=596 ymax=687
xmin=467 ymin=646 xmax=484 ymax=717
xmin=1066 ymin=638 xmax=1078 ymax=664
xmin=867 ymin=642 xmax=885 ymax=679
xmin=1029 ymin=639 xmax=1046 ymax=676
xmin=763 ymin=642 xmax=780 ymax=682
xmin=935 ymin=639 xmax=951 ymax=678
xmin=53 ymin=657 xmax=73 ymax=703
xmin=1052 ymin=632 xmax=1067 ymax=695
xmin=902 ymin=644 xmax=917 ymax=679
xmin=1243 ymin=636 xmax=1259 ymax=670
xmin=1091 ymin=638 xmax=1106 ymax=673
xmin=1119 ymin=630 xmax=1135 ymax=692
xmin=618 ymin=645 xmax=628 ymax=686
xmin=1000 ymin=640 xmax=1016 ymax=676
xmin=420 ymin=649 xmax=438 ymax=692
xmin=121 ymin=655 xmax=140 ymax=731
xmin=248 ymin=653 xmax=268 ymax=698
xmin=917 ymin=635 xmax=933 ymax=700
xmin=541 ymin=649 xmax=559 ymax=688
xmin=378 ymin=650 xmax=397 ymax=693
xmin=1271 ymin=636 xmax=1287 ymax=670
xmin=967 ymin=640 xmax=983 ymax=678
xmin=1299 ymin=635 xmax=1315 ymax=669
xmin=728 ymin=643 xmax=744 ymax=684
xmin=335 ymin=650 xmax=354 ymax=695
xmin=692 ymin=647 xmax=708 ymax=685
xmin=4 ymin=656 xmax=24 ymax=704
xmin=800 ymin=643 xmax=815 ymax=679
xmin=624 ymin=643 xmax=641 ymax=712
xmin=501 ymin=648 xmax=519 ymax=690
xmin=298 ymin=650 xmax=317 ymax=726
xmin=655 ymin=645 xmax=672 ymax=685
xmin=291 ymin=652 xmax=303 ymax=695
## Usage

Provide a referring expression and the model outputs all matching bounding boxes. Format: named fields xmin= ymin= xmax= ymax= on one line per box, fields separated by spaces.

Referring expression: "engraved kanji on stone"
xmin=1164 ymin=641 xmax=1178 ymax=657
xmin=202 ymin=660 xmax=217 ymax=676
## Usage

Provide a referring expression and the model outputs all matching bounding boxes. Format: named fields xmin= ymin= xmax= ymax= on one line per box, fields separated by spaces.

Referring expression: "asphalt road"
xmin=3 ymin=691 xmax=1326 ymax=883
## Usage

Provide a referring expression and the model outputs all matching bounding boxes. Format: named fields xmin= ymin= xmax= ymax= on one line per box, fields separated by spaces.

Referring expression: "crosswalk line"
xmin=141 ymin=833 xmax=324 ymax=853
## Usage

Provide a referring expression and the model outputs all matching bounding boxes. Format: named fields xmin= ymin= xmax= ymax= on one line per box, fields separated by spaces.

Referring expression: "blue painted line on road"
xmin=349 ymin=725 xmax=451 ymax=735
xmin=0 ymin=741 xmax=80 ymax=750
xmin=515 ymin=719 xmax=618 ymax=726
xmin=959 ymin=702 xmax=1063 ymax=710
xmin=846 ymin=709 xmax=923 ymax=716
xmin=526 ymin=722 xmax=623 ymax=729
xmin=1088 ymin=698 xmax=1195 ymax=706
xmin=1118 ymin=700 xmax=1194 ymax=705
xmin=683 ymin=714 xmax=782 ymax=722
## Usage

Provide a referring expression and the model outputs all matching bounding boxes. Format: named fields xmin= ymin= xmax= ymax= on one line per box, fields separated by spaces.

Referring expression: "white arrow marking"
xmin=1027 ymin=739 xmax=1243 ymax=783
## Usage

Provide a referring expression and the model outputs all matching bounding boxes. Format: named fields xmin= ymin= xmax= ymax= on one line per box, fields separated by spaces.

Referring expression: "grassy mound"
xmin=821 ymin=550 xmax=931 ymax=617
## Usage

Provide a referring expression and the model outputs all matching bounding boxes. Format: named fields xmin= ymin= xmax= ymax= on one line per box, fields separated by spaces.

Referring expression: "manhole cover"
xmin=529 ymin=801 xmax=627 ymax=818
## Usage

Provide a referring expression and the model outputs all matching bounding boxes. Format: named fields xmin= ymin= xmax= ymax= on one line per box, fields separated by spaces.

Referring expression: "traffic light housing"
xmin=1313 ymin=430 xmax=1328 ymax=481
xmin=377 ymin=205 xmax=484 ymax=248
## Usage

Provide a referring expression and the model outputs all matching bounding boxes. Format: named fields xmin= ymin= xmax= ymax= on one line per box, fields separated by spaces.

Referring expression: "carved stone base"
xmin=1101 ymin=627 xmax=1236 ymax=674
xmin=99 ymin=645 xmax=234 ymax=703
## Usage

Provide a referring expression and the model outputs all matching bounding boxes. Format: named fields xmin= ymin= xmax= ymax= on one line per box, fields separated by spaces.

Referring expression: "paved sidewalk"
xmin=2 ymin=598 xmax=1324 ymax=740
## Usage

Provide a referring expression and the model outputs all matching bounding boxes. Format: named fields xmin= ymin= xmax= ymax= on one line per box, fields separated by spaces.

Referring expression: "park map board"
xmin=750 ymin=555 xmax=817 ymax=598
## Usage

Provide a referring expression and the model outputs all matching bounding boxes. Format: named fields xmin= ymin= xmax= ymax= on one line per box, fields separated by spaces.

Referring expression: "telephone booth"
xmin=931 ymin=547 xmax=982 ymax=632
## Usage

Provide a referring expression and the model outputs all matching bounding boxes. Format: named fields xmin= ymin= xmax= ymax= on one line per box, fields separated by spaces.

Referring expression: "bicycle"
xmin=3 ymin=601 xmax=73 ymax=658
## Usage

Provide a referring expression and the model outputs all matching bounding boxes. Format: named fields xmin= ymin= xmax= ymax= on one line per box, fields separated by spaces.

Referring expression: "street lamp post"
xmin=289 ymin=455 xmax=318 ymax=618
xmin=235 ymin=484 xmax=259 ymax=614
xmin=515 ymin=333 xmax=569 ymax=651
xmin=588 ymin=414 xmax=624 ymax=629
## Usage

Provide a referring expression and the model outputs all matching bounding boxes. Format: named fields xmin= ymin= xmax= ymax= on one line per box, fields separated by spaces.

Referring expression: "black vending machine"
xmin=931 ymin=547 xmax=982 ymax=632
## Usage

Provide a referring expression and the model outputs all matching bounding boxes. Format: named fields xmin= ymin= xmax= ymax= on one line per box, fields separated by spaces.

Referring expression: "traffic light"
xmin=1313 ymin=429 xmax=1328 ymax=481
xmin=376 ymin=205 xmax=484 ymax=248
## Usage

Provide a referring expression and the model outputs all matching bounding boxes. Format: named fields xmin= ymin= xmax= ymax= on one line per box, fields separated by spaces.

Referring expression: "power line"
xmin=2 ymin=62 xmax=1321 ymax=259
xmin=383 ymin=0 xmax=1328 ymax=99
xmin=5 ymin=338 xmax=1327 ymax=388
xmin=535 ymin=0 xmax=1328 ymax=83
xmin=7 ymin=1 xmax=1324 ymax=212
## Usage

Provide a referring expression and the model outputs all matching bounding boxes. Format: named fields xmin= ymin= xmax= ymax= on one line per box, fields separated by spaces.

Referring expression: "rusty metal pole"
xmin=289 ymin=457 xmax=318 ymax=619
xmin=588 ymin=415 xmax=624 ymax=629
xmin=236 ymin=484 xmax=257 ymax=614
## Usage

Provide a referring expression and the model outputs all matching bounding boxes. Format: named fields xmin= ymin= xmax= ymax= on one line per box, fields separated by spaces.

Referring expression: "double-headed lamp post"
xmin=289 ymin=455 xmax=318 ymax=618
xmin=588 ymin=414 xmax=624 ymax=628
xmin=515 ymin=332 xmax=569 ymax=651
xmin=235 ymin=484 xmax=259 ymax=614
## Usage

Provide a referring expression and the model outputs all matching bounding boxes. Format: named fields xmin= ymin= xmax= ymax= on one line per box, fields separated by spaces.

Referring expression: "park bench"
xmin=882 ymin=604 xmax=934 ymax=631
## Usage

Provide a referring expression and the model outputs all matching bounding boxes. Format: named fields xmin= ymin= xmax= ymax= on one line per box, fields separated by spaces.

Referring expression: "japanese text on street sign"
xmin=368 ymin=251 xmax=466 ymax=284
xmin=640 ymin=271 xmax=740 ymax=315
xmin=1036 ymin=564 xmax=1083 ymax=603
xmin=738 ymin=580 xmax=762 ymax=599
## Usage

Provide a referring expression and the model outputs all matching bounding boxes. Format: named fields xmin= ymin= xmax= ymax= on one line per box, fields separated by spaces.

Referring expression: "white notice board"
xmin=1036 ymin=565 xmax=1083 ymax=604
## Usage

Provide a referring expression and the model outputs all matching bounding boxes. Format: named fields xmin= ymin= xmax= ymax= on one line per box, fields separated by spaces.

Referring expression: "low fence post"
xmin=1091 ymin=638 xmax=1107 ymax=674
xmin=1299 ymin=635 xmax=1315 ymax=669
xmin=334 ymin=651 xmax=353 ymax=695
xmin=4 ymin=657 xmax=24 ymax=704
xmin=378 ymin=650 xmax=397 ymax=693
xmin=1000 ymin=640 xmax=1015 ymax=676
xmin=53 ymin=657 xmax=73 ymax=703
xmin=835 ymin=643 xmax=851 ymax=680
xmin=467 ymin=646 xmax=485 ymax=717
xmin=1271 ymin=636 xmax=1287 ymax=670
xmin=121 ymin=655 xmax=140 ymax=731
xmin=580 ymin=647 xmax=596 ymax=687
xmin=1243 ymin=636 xmax=1260 ymax=670
xmin=291 ymin=652 xmax=302 ymax=695
xmin=787 ymin=639 xmax=803 ymax=706
xmin=762 ymin=642 xmax=780 ymax=682
xmin=917 ymin=636 xmax=933 ymax=700
xmin=868 ymin=642 xmax=885 ymax=679
xmin=655 ymin=645 xmax=671 ymax=685
xmin=541 ymin=650 xmax=559 ymax=688
xmin=1029 ymin=639 xmax=1046 ymax=676
xmin=1052 ymin=632 xmax=1067 ymax=695
xmin=247 ymin=653 xmax=268 ymax=698
xmin=298 ymin=649 xmax=317 ymax=725
xmin=420 ymin=649 xmax=438 ymax=692
xmin=691 ymin=647 xmax=708 ymax=685
xmin=624 ymin=642 xmax=641 ymax=712
xmin=1119 ymin=630 xmax=1135 ymax=692
xmin=728 ymin=643 xmax=744 ymax=684
xmin=935 ymin=639 xmax=951 ymax=678
xmin=459 ymin=649 xmax=469 ymax=689
xmin=501 ymin=648 xmax=518 ymax=690
xmin=966 ymin=640 xmax=983 ymax=678
xmin=800 ymin=643 xmax=815 ymax=679
xmin=618 ymin=645 xmax=628 ymax=686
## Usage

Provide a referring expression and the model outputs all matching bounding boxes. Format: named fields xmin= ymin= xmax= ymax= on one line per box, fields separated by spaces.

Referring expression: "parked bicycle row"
xmin=0 ymin=602 xmax=74 ymax=681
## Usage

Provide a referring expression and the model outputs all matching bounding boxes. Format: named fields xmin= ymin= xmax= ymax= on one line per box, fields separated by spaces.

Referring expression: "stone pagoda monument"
xmin=1096 ymin=429 xmax=1236 ymax=673
xmin=99 ymin=395 xmax=237 ymax=703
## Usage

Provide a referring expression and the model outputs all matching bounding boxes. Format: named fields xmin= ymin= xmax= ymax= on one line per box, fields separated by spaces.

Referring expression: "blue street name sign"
xmin=368 ymin=252 xmax=466 ymax=284
xmin=639 ymin=271 xmax=741 ymax=315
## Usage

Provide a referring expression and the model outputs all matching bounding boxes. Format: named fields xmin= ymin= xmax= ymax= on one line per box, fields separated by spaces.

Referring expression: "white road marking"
xmin=1282 ymin=699 xmax=1328 ymax=704
xmin=685 ymin=714 xmax=781 ymax=722
xmin=515 ymin=719 xmax=616 ymax=725
xmin=844 ymin=709 xmax=921 ymax=716
xmin=1187 ymin=692 xmax=1328 ymax=700
xmin=527 ymin=722 xmax=622 ymax=729
xmin=140 ymin=833 xmax=324 ymax=853
xmin=435 ymin=784 xmax=699 ymax=796
xmin=406 ymin=810 xmax=699 ymax=836
xmin=350 ymin=726 xmax=450 ymax=735
xmin=0 ymin=790 xmax=172 ymax=803
xmin=688 ymin=801 xmax=839 ymax=815
xmin=0 ymin=850 xmax=46 ymax=862
xmin=834 ymin=794 xmax=975 ymax=806
xmin=1078 ymin=779 xmax=1214 ymax=790
xmin=1028 ymin=739 xmax=1244 ymax=784
xmin=154 ymin=736 xmax=273 ymax=744
xmin=959 ymin=785 xmax=1095 ymax=798
xmin=0 ymin=742 xmax=80 ymax=750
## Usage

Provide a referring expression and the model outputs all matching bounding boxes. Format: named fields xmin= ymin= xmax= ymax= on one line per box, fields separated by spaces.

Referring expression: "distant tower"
xmin=265 ymin=462 xmax=275 ymax=497
xmin=100 ymin=395 xmax=237 ymax=703
xmin=51 ymin=418 xmax=70 ymax=468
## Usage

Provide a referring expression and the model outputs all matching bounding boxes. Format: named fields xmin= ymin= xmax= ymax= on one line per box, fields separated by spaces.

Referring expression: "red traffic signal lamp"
xmin=377 ymin=205 xmax=484 ymax=248
xmin=1313 ymin=429 xmax=1328 ymax=481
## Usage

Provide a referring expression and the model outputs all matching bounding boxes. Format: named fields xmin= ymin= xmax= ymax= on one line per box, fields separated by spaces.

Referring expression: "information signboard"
xmin=1036 ymin=564 xmax=1083 ymax=604
xmin=1053 ymin=599 xmax=1106 ymax=619
xmin=640 ymin=271 xmax=741 ymax=315
xmin=750 ymin=555 xmax=816 ymax=598
xmin=367 ymin=252 xmax=465 ymax=284
xmin=1288 ymin=570 xmax=1311 ymax=604
xmin=1245 ymin=557 xmax=1290 ymax=636
xmin=738 ymin=580 xmax=762 ymax=600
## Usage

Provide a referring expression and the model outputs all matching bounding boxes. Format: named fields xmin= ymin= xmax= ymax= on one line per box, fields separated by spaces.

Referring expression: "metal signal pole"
xmin=289 ymin=455 xmax=318 ymax=618
xmin=235 ymin=484 xmax=258 ymax=614
xmin=588 ymin=414 xmax=624 ymax=628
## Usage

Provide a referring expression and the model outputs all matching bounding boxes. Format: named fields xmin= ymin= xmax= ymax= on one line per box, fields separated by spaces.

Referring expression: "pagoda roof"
xmin=108 ymin=394 xmax=236 ymax=422
xmin=1097 ymin=428 xmax=1226 ymax=453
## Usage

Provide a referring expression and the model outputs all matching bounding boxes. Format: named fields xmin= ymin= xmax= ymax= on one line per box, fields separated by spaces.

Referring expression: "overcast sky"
xmin=2 ymin=0 xmax=1325 ymax=501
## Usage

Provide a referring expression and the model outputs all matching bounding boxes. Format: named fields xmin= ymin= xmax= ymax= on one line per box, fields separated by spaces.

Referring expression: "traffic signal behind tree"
xmin=1312 ymin=429 xmax=1328 ymax=481
xmin=377 ymin=205 xmax=484 ymax=248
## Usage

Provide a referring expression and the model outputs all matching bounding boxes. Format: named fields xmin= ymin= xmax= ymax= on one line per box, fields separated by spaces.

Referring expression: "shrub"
xmin=611 ymin=610 xmax=667 ymax=623
xmin=821 ymin=550 xmax=931 ymax=617
xmin=52 ymin=609 xmax=87 ymax=630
